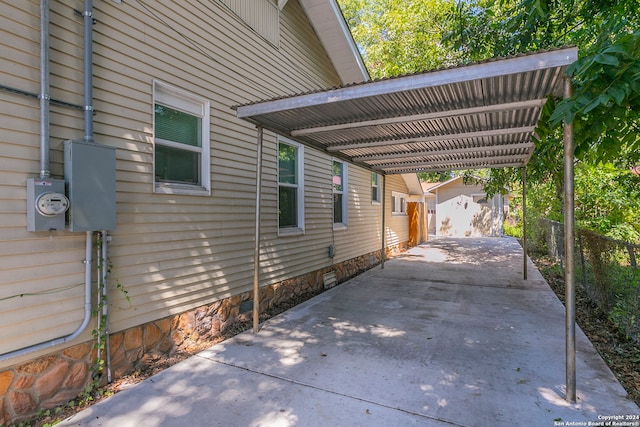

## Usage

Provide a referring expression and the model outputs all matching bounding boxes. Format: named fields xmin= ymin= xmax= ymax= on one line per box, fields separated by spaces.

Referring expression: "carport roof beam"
xmin=327 ymin=127 xmax=537 ymax=152
xmin=374 ymin=155 xmax=529 ymax=172
xmin=352 ymin=142 xmax=535 ymax=162
xmin=291 ymin=99 xmax=547 ymax=136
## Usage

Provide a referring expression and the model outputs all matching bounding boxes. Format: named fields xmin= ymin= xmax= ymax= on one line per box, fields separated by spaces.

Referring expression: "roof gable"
xmin=298 ymin=0 xmax=369 ymax=84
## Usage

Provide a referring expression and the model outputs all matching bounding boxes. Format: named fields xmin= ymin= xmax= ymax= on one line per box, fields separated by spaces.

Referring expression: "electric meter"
xmin=26 ymin=178 xmax=69 ymax=231
xmin=36 ymin=192 xmax=69 ymax=216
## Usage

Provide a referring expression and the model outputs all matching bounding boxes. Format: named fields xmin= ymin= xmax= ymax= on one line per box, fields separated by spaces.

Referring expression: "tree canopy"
xmin=338 ymin=0 xmax=640 ymax=242
xmin=338 ymin=0 xmax=460 ymax=78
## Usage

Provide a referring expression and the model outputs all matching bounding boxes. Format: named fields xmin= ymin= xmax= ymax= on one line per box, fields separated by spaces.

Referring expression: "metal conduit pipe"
xmin=83 ymin=0 xmax=94 ymax=143
xmin=0 ymin=233 xmax=93 ymax=362
xmin=96 ymin=240 xmax=102 ymax=363
xmin=0 ymin=0 xmax=96 ymax=363
xmin=39 ymin=0 xmax=51 ymax=178
xmin=101 ymin=230 xmax=112 ymax=383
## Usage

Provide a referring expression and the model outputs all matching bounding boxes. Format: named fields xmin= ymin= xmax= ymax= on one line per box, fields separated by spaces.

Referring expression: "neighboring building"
xmin=0 ymin=1 xmax=420 ymax=423
xmin=423 ymin=176 xmax=508 ymax=237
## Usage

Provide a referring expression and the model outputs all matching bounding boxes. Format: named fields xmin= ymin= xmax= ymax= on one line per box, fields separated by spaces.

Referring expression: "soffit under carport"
xmin=234 ymin=47 xmax=578 ymax=175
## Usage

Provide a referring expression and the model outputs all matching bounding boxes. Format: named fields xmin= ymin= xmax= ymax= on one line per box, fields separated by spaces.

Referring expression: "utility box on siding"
xmin=64 ymin=140 xmax=116 ymax=232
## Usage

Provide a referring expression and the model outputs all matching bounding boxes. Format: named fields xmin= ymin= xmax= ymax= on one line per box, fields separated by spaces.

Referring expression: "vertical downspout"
xmin=381 ymin=175 xmax=386 ymax=269
xmin=39 ymin=0 xmax=51 ymax=179
xmin=563 ymin=76 xmax=577 ymax=403
xmin=522 ymin=168 xmax=527 ymax=280
xmin=253 ymin=126 xmax=264 ymax=333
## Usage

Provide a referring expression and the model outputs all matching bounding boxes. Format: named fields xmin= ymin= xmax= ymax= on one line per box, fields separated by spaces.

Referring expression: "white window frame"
xmin=371 ymin=172 xmax=381 ymax=204
xmin=332 ymin=160 xmax=348 ymax=229
xmin=153 ymin=80 xmax=211 ymax=196
xmin=391 ymin=191 xmax=407 ymax=215
xmin=278 ymin=137 xmax=305 ymax=235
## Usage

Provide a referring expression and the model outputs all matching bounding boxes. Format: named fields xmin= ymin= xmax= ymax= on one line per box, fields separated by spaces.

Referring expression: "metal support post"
xmin=253 ymin=126 xmax=263 ymax=333
xmin=522 ymin=167 xmax=527 ymax=280
xmin=381 ymin=174 xmax=386 ymax=269
xmin=563 ymin=77 xmax=577 ymax=403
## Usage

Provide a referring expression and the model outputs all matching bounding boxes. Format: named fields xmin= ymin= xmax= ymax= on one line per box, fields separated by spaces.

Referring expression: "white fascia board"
xmin=401 ymin=173 xmax=424 ymax=196
xmin=297 ymin=0 xmax=369 ymax=85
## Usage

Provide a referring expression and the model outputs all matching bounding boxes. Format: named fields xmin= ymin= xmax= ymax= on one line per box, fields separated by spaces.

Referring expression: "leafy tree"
xmin=444 ymin=0 xmax=640 ymax=241
xmin=338 ymin=0 xmax=640 ymax=242
xmin=338 ymin=0 xmax=460 ymax=78
xmin=444 ymin=0 xmax=640 ymax=176
xmin=574 ymin=162 xmax=640 ymax=242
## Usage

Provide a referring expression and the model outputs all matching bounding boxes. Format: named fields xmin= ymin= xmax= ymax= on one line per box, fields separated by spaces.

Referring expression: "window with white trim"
xmin=278 ymin=138 xmax=304 ymax=232
xmin=333 ymin=160 xmax=348 ymax=226
xmin=391 ymin=191 xmax=407 ymax=215
xmin=371 ymin=172 xmax=381 ymax=203
xmin=153 ymin=81 xmax=210 ymax=195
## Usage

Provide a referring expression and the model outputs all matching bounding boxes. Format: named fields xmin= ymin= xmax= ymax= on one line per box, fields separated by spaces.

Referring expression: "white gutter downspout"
xmin=0 ymin=0 xmax=94 ymax=363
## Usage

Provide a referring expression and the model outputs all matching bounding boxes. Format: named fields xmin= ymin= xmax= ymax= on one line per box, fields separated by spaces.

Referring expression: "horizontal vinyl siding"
xmin=259 ymin=146 xmax=334 ymax=284
xmin=332 ymin=166 xmax=384 ymax=264
xmin=0 ymin=0 xmax=91 ymax=360
xmin=385 ymin=176 xmax=411 ymax=247
xmin=91 ymin=0 xmax=342 ymax=334
xmin=0 ymin=0 xmax=361 ymax=366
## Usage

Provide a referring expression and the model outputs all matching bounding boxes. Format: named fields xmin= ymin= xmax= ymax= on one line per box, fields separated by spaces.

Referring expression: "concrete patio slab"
xmin=59 ymin=237 xmax=639 ymax=427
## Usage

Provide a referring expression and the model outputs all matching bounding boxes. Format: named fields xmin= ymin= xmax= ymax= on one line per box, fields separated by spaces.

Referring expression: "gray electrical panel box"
xmin=64 ymin=140 xmax=117 ymax=232
xmin=26 ymin=178 xmax=69 ymax=231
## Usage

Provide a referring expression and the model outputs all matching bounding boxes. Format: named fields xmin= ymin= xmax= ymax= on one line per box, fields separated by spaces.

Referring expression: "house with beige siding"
xmin=0 ymin=1 xmax=420 ymax=423
xmin=423 ymin=176 xmax=508 ymax=237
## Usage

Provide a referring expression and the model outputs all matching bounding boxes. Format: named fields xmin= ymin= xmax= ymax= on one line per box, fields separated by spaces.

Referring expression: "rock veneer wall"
xmin=0 ymin=245 xmax=406 ymax=426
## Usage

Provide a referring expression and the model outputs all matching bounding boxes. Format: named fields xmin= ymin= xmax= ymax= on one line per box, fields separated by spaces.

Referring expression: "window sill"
xmin=333 ymin=223 xmax=348 ymax=231
xmin=278 ymin=227 xmax=305 ymax=237
xmin=154 ymin=183 xmax=210 ymax=196
xmin=391 ymin=212 xmax=407 ymax=216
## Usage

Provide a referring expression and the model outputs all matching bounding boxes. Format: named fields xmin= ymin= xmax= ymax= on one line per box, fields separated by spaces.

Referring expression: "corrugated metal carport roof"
xmin=236 ymin=46 xmax=583 ymax=402
xmin=234 ymin=47 xmax=578 ymax=175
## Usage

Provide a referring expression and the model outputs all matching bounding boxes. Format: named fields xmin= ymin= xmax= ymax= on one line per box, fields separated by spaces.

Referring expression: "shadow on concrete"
xmin=59 ymin=237 xmax=639 ymax=427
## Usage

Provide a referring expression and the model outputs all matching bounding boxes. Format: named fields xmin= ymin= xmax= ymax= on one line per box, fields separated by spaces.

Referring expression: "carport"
xmin=234 ymin=47 xmax=580 ymax=401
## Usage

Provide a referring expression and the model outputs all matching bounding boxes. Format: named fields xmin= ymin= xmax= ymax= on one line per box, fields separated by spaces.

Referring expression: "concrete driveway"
xmin=59 ymin=237 xmax=639 ymax=427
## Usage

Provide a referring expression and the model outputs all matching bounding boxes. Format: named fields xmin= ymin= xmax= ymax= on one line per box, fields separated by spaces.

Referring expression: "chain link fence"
xmin=533 ymin=219 xmax=640 ymax=343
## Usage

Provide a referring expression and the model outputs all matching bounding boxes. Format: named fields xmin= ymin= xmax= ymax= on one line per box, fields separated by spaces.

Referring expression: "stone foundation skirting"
xmin=0 ymin=245 xmax=406 ymax=425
